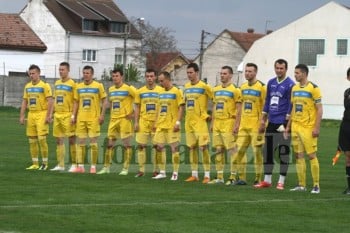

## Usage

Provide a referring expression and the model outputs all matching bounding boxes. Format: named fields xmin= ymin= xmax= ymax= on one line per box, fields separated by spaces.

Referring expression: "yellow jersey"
xmin=108 ymin=83 xmax=135 ymax=119
xmin=157 ymin=86 xmax=184 ymax=129
xmin=74 ymin=81 xmax=107 ymax=120
xmin=135 ymin=85 xmax=163 ymax=121
xmin=23 ymin=80 xmax=52 ymax=112
xmin=290 ymin=82 xmax=322 ymax=127
xmin=213 ymin=84 xmax=242 ymax=120
xmin=240 ymin=80 xmax=266 ymax=126
xmin=184 ymin=80 xmax=213 ymax=121
xmin=53 ymin=78 xmax=76 ymax=113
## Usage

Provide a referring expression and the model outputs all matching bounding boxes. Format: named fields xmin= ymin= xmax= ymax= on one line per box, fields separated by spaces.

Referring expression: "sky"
xmin=2 ymin=0 xmax=350 ymax=59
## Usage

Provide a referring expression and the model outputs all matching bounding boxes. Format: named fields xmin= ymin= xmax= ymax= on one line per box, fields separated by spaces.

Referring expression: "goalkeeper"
xmin=338 ymin=67 xmax=350 ymax=195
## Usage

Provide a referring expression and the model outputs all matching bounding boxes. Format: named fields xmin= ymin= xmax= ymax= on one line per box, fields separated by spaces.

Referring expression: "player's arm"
xmin=45 ymin=96 xmax=54 ymax=123
xmin=134 ymin=103 xmax=140 ymax=132
xmin=100 ymin=97 xmax=109 ymax=123
xmin=312 ymin=103 xmax=323 ymax=138
xmin=99 ymin=97 xmax=106 ymax=125
xmin=19 ymin=99 xmax=28 ymax=125
xmin=233 ymin=102 xmax=242 ymax=135
xmin=174 ymin=104 xmax=185 ymax=132
xmin=283 ymin=104 xmax=293 ymax=140
xmin=71 ymin=99 xmax=78 ymax=124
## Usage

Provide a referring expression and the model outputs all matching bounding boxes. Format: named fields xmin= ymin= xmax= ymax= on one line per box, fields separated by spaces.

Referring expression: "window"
xmin=110 ymin=22 xmax=126 ymax=33
xmin=83 ymin=20 xmax=98 ymax=31
xmin=298 ymin=39 xmax=325 ymax=66
xmin=83 ymin=49 xmax=97 ymax=62
xmin=337 ymin=39 xmax=348 ymax=55
xmin=115 ymin=54 xmax=123 ymax=65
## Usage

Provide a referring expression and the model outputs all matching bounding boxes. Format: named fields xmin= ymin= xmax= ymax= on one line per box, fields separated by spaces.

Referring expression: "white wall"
xmin=0 ymin=50 xmax=44 ymax=75
xmin=243 ymin=2 xmax=350 ymax=119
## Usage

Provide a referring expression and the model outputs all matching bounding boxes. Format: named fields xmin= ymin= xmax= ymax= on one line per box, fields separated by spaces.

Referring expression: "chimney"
xmin=247 ymin=28 xmax=254 ymax=33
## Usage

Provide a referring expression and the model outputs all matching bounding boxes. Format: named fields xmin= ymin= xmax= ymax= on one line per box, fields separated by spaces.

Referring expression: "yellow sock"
xmin=123 ymin=147 xmax=132 ymax=170
xmin=157 ymin=149 xmax=166 ymax=171
xmin=56 ymin=144 xmax=65 ymax=167
xmin=172 ymin=151 xmax=180 ymax=173
xmin=229 ymin=151 xmax=238 ymax=180
xmin=76 ymin=144 xmax=85 ymax=164
xmin=104 ymin=147 xmax=112 ymax=168
xmin=29 ymin=138 xmax=39 ymax=165
xmin=138 ymin=148 xmax=146 ymax=172
xmin=82 ymin=145 xmax=86 ymax=164
xmin=253 ymin=146 xmax=263 ymax=182
xmin=215 ymin=151 xmax=224 ymax=179
xmin=90 ymin=143 xmax=98 ymax=166
xmin=38 ymin=136 xmax=48 ymax=165
xmin=69 ymin=144 xmax=76 ymax=165
xmin=152 ymin=148 xmax=158 ymax=172
xmin=202 ymin=148 xmax=210 ymax=172
xmin=296 ymin=158 xmax=306 ymax=187
xmin=156 ymin=150 xmax=163 ymax=170
xmin=189 ymin=148 xmax=199 ymax=171
xmin=310 ymin=157 xmax=320 ymax=187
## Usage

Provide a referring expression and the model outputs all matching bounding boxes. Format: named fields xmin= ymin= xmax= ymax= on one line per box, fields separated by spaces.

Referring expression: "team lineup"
xmin=19 ymin=61 xmax=350 ymax=194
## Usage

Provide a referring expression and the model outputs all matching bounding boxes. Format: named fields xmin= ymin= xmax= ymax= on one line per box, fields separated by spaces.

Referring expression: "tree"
xmin=101 ymin=64 xmax=141 ymax=82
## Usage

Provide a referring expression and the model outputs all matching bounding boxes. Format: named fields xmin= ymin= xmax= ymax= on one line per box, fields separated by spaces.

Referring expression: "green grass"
xmin=0 ymin=107 xmax=349 ymax=233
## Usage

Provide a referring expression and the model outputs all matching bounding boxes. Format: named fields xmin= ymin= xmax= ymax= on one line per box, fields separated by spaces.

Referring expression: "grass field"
xmin=0 ymin=107 xmax=349 ymax=233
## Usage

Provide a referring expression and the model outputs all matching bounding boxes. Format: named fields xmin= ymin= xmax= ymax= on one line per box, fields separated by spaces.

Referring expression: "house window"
xmin=83 ymin=20 xmax=98 ymax=31
xmin=110 ymin=22 xmax=125 ymax=33
xmin=115 ymin=54 xmax=123 ymax=65
xmin=298 ymin=39 xmax=325 ymax=66
xmin=83 ymin=49 xmax=97 ymax=62
xmin=337 ymin=39 xmax=348 ymax=55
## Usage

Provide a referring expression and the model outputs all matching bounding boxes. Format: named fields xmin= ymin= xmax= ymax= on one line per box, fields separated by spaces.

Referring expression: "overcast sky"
xmin=1 ymin=0 xmax=350 ymax=58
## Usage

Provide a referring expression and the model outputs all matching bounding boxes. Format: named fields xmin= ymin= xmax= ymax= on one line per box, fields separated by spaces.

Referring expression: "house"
xmin=18 ymin=0 xmax=142 ymax=79
xmin=0 ymin=13 xmax=47 ymax=76
xmin=243 ymin=1 xmax=350 ymax=119
xmin=146 ymin=51 xmax=189 ymax=84
xmin=176 ymin=29 xmax=265 ymax=87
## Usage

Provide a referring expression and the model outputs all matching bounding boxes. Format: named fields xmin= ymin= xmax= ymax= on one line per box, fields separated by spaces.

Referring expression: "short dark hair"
xmin=83 ymin=65 xmax=94 ymax=74
xmin=187 ymin=63 xmax=199 ymax=72
xmin=29 ymin=64 xmax=40 ymax=72
xmin=347 ymin=67 xmax=350 ymax=77
xmin=221 ymin=65 xmax=233 ymax=74
xmin=274 ymin=59 xmax=288 ymax=69
xmin=112 ymin=68 xmax=123 ymax=76
xmin=146 ymin=68 xmax=157 ymax=76
xmin=59 ymin=62 xmax=70 ymax=70
xmin=295 ymin=64 xmax=308 ymax=75
xmin=246 ymin=62 xmax=258 ymax=72
xmin=159 ymin=71 xmax=171 ymax=80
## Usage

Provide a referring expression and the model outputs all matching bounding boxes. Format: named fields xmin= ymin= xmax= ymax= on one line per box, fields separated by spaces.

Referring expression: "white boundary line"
xmin=1 ymin=198 xmax=349 ymax=209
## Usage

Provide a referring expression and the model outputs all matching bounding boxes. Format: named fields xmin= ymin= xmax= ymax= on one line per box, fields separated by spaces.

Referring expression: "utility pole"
xmin=123 ymin=23 xmax=131 ymax=81
xmin=199 ymin=30 xmax=205 ymax=80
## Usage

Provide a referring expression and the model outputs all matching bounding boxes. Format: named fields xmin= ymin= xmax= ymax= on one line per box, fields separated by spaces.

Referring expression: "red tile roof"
xmin=0 ymin=13 xmax=47 ymax=51
xmin=227 ymin=29 xmax=265 ymax=51
xmin=146 ymin=52 xmax=189 ymax=72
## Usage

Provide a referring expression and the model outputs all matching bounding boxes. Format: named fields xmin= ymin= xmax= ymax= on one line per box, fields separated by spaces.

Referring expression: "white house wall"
xmin=194 ymin=31 xmax=246 ymax=87
xmin=0 ymin=50 xmax=44 ymax=76
xmin=243 ymin=1 xmax=350 ymax=119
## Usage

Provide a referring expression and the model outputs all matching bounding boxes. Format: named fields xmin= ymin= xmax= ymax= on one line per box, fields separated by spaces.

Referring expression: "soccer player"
xmin=152 ymin=71 xmax=184 ymax=180
xmin=208 ymin=66 xmax=242 ymax=184
xmin=183 ymin=63 xmax=213 ymax=184
xmin=50 ymin=62 xmax=77 ymax=172
xmin=134 ymin=68 xmax=163 ymax=177
xmin=97 ymin=68 xmax=135 ymax=175
xmin=19 ymin=64 xmax=53 ymax=170
xmin=338 ymin=67 xmax=350 ymax=194
xmin=229 ymin=63 xmax=266 ymax=185
xmin=70 ymin=65 xmax=107 ymax=174
xmin=255 ymin=59 xmax=295 ymax=190
xmin=285 ymin=64 xmax=323 ymax=194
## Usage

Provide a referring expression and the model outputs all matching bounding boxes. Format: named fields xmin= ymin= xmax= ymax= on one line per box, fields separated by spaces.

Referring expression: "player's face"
xmin=28 ymin=68 xmax=40 ymax=84
xmin=158 ymin=74 xmax=170 ymax=89
xmin=244 ymin=66 xmax=257 ymax=82
xmin=274 ymin=63 xmax=287 ymax=79
xmin=112 ymin=72 xmax=123 ymax=87
xmin=187 ymin=67 xmax=198 ymax=83
xmin=145 ymin=72 xmax=156 ymax=86
xmin=82 ymin=68 xmax=93 ymax=84
xmin=294 ymin=68 xmax=306 ymax=83
xmin=220 ymin=68 xmax=232 ymax=84
xmin=59 ymin=65 xmax=69 ymax=79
